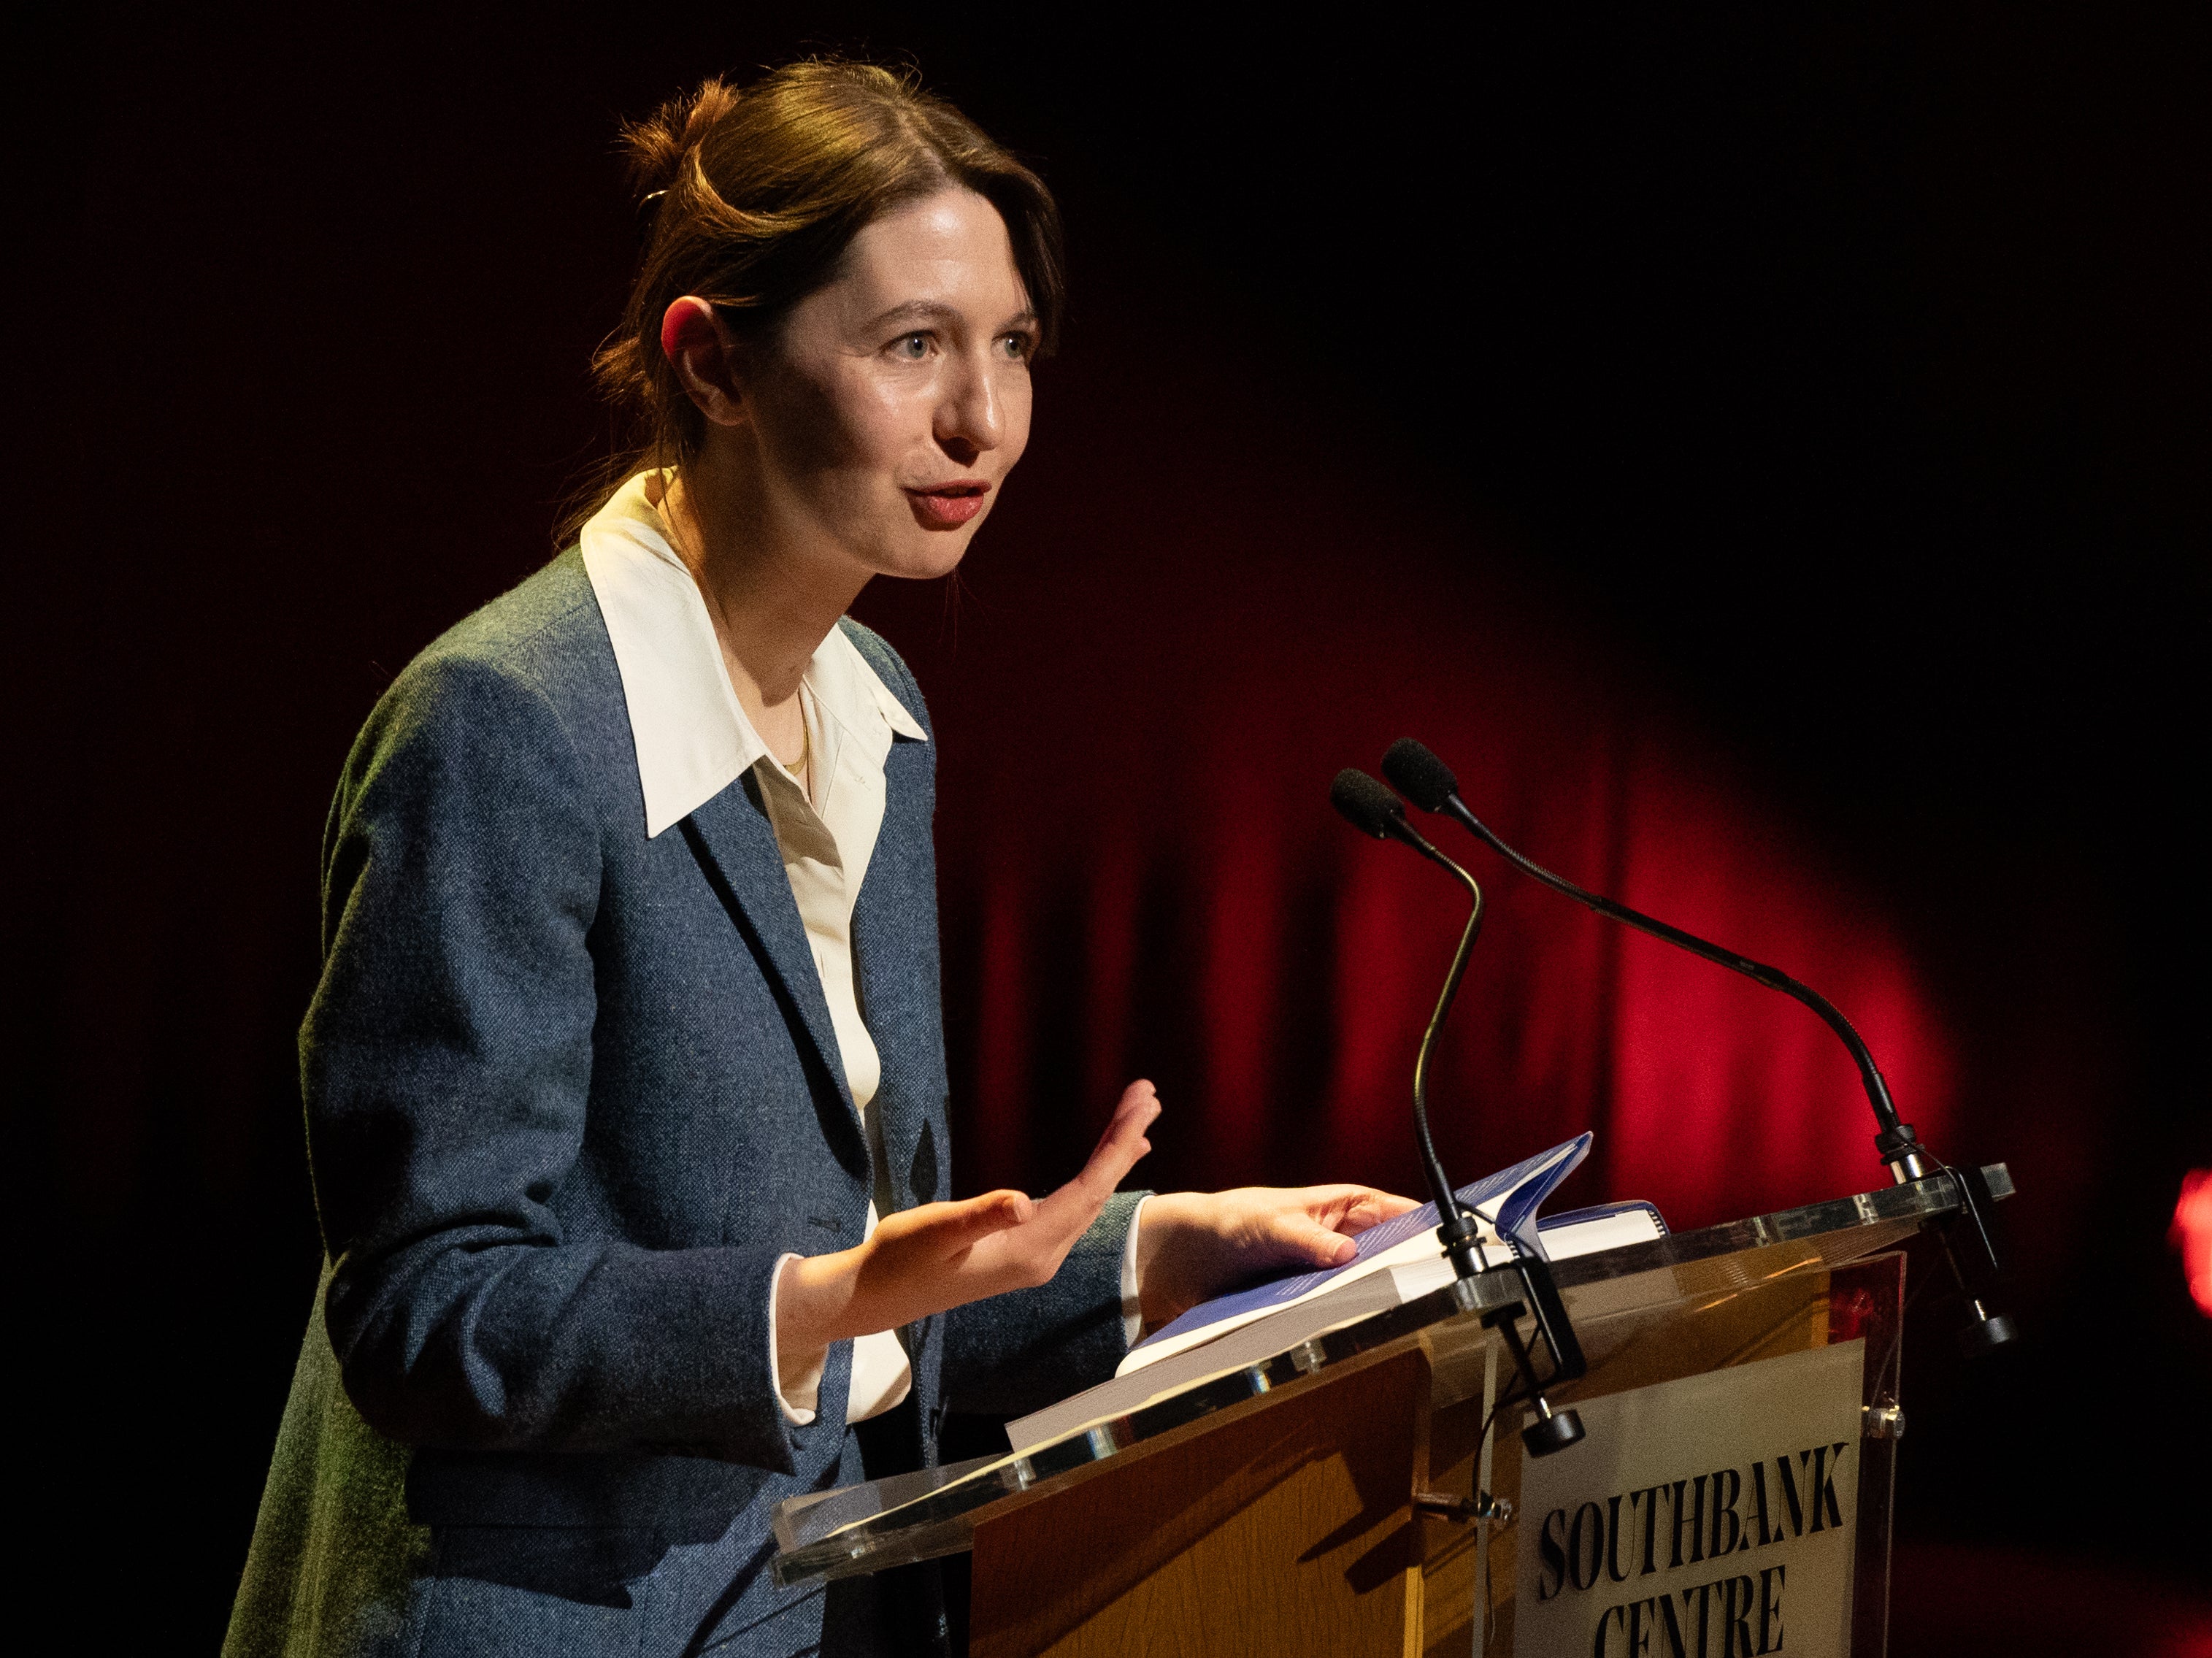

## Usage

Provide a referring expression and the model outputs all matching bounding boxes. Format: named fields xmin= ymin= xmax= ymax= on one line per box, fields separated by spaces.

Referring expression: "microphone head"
xmin=1331 ymin=769 xmax=1408 ymax=840
xmin=1383 ymin=738 xmax=1459 ymax=813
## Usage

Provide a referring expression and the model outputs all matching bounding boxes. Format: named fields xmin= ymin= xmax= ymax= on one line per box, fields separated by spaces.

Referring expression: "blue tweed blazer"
xmin=225 ymin=550 xmax=1139 ymax=1658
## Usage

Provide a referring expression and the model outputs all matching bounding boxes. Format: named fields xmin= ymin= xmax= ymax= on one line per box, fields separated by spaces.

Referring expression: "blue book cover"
xmin=1126 ymin=1132 xmax=1593 ymax=1360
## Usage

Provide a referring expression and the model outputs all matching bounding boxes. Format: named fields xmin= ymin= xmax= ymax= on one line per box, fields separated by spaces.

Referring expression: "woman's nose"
xmin=937 ymin=351 xmax=1003 ymax=458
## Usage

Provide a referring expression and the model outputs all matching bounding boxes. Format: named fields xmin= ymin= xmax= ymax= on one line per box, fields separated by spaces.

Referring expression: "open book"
xmin=1003 ymin=1133 xmax=1666 ymax=1453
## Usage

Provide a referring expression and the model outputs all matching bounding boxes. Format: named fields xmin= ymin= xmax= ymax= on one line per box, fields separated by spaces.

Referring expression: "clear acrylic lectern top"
xmin=771 ymin=1165 xmax=2007 ymax=1589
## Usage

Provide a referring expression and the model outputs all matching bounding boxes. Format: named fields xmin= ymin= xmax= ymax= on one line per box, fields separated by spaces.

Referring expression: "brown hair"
xmin=566 ymin=61 xmax=1064 ymax=542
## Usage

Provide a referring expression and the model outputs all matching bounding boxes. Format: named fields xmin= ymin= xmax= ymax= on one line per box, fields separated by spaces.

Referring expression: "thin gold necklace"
xmin=786 ymin=697 xmax=813 ymax=803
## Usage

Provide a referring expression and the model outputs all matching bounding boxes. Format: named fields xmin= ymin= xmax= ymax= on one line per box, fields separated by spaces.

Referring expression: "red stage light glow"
xmin=2173 ymin=1170 xmax=2212 ymax=1319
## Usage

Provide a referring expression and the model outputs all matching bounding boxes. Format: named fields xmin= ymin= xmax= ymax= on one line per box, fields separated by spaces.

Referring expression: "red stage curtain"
xmin=854 ymin=350 xmax=1957 ymax=1231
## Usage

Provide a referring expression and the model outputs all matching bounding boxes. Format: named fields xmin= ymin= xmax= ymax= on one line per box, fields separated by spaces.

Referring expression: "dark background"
xmin=4 ymin=4 xmax=2205 ymax=1651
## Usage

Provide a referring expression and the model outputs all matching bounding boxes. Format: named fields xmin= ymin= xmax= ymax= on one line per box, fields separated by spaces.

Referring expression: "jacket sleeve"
xmin=939 ymin=1191 xmax=1145 ymax=1415
xmin=307 ymin=653 xmax=804 ymax=1473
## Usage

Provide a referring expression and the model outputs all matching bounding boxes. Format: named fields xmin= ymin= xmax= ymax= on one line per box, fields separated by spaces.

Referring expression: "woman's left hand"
xmin=1132 ymin=1184 xmax=1421 ymax=1330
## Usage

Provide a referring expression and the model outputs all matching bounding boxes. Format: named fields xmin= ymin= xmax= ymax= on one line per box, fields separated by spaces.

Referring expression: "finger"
xmin=1270 ymin=1211 xmax=1362 ymax=1269
xmin=1031 ymin=1085 xmax=1159 ymax=1238
xmin=906 ymin=1189 xmax=1036 ymax=1255
xmin=1106 ymin=1078 xmax=1159 ymax=1129
xmin=1075 ymin=1083 xmax=1161 ymax=1189
xmin=1301 ymin=1185 xmax=1422 ymax=1234
xmin=1332 ymin=1189 xmax=1421 ymax=1232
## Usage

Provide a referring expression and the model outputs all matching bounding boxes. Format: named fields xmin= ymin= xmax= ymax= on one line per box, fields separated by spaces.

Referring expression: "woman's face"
xmin=739 ymin=187 xmax=1037 ymax=581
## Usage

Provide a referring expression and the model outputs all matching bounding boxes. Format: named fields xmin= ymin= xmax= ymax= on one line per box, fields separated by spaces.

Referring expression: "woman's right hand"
xmin=775 ymin=1080 xmax=1160 ymax=1369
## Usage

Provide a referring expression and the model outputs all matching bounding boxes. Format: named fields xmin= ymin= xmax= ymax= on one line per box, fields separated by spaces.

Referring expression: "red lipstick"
xmin=905 ymin=479 xmax=991 ymax=529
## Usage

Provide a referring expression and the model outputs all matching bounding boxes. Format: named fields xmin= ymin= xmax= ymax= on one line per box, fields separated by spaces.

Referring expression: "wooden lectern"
xmin=773 ymin=1168 xmax=2008 ymax=1657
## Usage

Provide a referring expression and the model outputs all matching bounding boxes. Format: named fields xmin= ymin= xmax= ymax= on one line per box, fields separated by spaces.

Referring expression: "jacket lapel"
xmin=852 ymin=730 xmax=941 ymax=1211
xmin=682 ymin=773 xmax=869 ymax=1175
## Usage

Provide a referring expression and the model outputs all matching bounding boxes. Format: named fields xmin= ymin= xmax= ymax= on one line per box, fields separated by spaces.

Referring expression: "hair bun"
xmin=621 ymin=77 xmax=741 ymax=207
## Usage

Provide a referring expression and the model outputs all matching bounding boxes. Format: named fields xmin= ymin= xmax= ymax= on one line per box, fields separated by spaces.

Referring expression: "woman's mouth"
xmin=904 ymin=480 xmax=991 ymax=529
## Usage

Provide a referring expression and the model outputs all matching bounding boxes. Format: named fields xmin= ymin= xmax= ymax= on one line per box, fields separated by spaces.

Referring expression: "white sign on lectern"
xmin=1515 ymin=1341 xmax=1865 ymax=1658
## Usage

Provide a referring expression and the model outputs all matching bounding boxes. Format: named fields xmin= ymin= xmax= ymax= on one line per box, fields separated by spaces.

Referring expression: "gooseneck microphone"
xmin=1380 ymin=737 xmax=2017 ymax=1355
xmin=1383 ymin=739 xmax=1923 ymax=1175
xmin=1331 ymin=768 xmax=1589 ymax=1456
xmin=1329 ymin=769 xmax=1490 ymax=1277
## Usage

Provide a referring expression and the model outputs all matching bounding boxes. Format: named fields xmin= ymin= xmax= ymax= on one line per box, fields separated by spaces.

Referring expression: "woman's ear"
xmin=661 ymin=297 xmax=748 ymax=427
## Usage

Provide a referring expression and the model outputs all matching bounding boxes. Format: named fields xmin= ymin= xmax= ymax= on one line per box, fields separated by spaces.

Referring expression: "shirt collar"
xmin=580 ymin=472 xmax=927 ymax=838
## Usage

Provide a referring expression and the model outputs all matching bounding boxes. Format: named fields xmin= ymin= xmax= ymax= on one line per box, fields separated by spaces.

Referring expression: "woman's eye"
xmin=999 ymin=334 xmax=1030 ymax=360
xmin=894 ymin=333 xmax=930 ymax=359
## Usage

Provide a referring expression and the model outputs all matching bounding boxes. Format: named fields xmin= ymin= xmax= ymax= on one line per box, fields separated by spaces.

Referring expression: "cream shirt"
xmin=581 ymin=473 xmax=1145 ymax=1428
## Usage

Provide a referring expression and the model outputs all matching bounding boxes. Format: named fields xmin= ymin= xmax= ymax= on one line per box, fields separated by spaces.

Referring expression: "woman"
xmin=226 ymin=62 xmax=1412 ymax=1658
